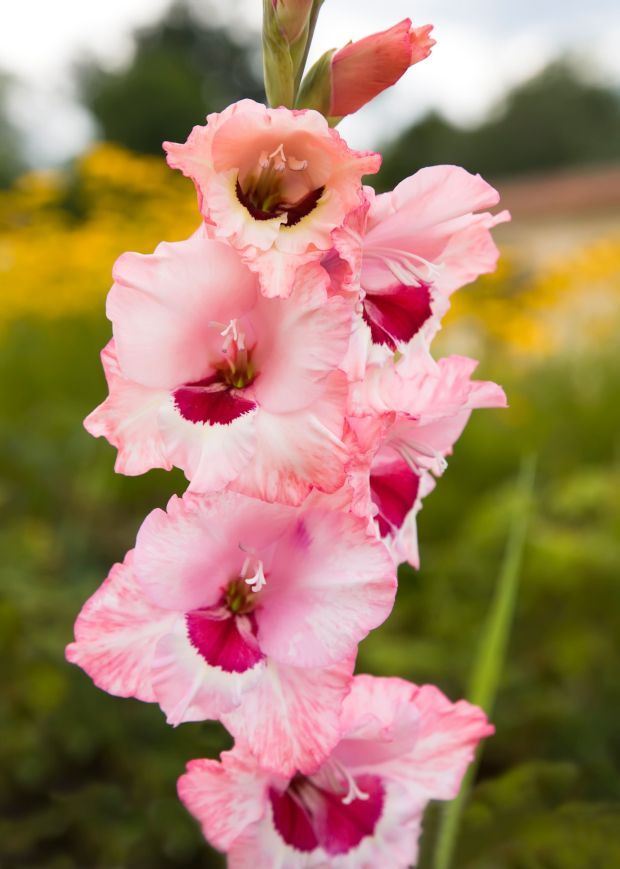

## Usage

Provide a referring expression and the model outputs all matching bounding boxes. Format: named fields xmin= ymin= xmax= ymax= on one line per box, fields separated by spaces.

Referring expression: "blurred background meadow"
xmin=1 ymin=1 xmax=619 ymax=866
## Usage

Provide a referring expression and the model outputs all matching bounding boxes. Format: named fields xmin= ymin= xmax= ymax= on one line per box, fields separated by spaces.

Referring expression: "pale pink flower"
xmin=85 ymin=227 xmax=354 ymax=505
xmin=178 ymin=675 xmax=492 ymax=867
xmin=343 ymin=346 xmax=507 ymax=567
xmin=164 ymin=100 xmax=380 ymax=298
xmin=329 ymin=20 xmax=435 ymax=118
xmin=359 ymin=166 xmax=510 ymax=350
xmin=66 ymin=493 xmax=396 ymax=774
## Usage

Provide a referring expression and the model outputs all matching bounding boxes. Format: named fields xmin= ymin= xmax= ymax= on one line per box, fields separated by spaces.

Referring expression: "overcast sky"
xmin=2 ymin=0 xmax=620 ymax=165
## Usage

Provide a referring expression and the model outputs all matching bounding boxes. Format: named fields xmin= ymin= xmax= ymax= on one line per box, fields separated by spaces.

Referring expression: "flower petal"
xmin=151 ymin=623 xmax=265 ymax=725
xmin=65 ymin=551 xmax=175 ymax=703
xmin=222 ymin=657 xmax=355 ymax=776
xmin=256 ymin=509 xmax=396 ymax=667
xmin=178 ymin=749 xmax=271 ymax=852
xmin=84 ymin=340 xmax=171 ymax=476
xmin=133 ymin=492 xmax=292 ymax=612
xmin=108 ymin=229 xmax=257 ymax=389
xmin=157 ymin=397 xmax=257 ymax=493
xmin=231 ymin=371 xmax=349 ymax=505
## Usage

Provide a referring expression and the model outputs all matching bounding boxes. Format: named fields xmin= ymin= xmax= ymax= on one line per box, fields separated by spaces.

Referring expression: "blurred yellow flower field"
xmin=0 ymin=145 xmax=198 ymax=324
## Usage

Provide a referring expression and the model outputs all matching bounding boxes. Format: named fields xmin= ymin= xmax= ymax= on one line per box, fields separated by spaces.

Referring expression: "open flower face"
xmin=85 ymin=228 xmax=354 ymax=505
xmin=359 ymin=166 xmax=510 ymax=351
xmin=164 ymin=100 xmax=381 ymax=298
xmin=66 ymin=493 xmax=396 ymax=774
xmin=346 ymin=348 xmax=507 ymax=567
xmin=177 ymin=675 xmax=492 ymax=867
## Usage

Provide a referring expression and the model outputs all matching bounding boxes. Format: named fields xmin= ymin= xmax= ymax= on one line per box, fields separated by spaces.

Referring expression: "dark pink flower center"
xmin=362 ymin=282 xmax=433 ymax=350
xmin=270 ymin=773 xmax=384 ymax=856
xmin=235 ymin=144 xmax=324 ymax=226
xmin=370 ymin=458 xmax=421 ymax=537
xmin=236 ymin=179 xmax=325 ymax=227
xmin=174 ymin=373 xmax=257 ymax=425
xmin=185 ymin=579 xmax=264 ymax=674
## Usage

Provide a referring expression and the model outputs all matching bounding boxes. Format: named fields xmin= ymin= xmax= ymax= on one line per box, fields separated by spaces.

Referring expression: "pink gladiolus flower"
xmin=164 ymin=100 xmax=380 ymax=298
xmin=330 ymin=20 xmax=435 ymax=118
xmin=345 ymin=347 xmax=507 ymax=567
xmin=66 ymin=493 xmax=396 ymax=774
xmin=85 ymin=227 xmax=355 ymax=505
xmin=360 ymin=166 xmax=510 ymax=350
xmin=177 ymin=675 xmax=493 ymax=866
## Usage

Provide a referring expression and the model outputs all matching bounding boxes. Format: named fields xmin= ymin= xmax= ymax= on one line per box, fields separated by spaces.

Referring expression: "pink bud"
xmin=329 ymin=19 xmax=435 ymax=117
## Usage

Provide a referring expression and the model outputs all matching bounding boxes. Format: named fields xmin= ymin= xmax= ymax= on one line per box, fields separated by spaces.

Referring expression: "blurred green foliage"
xmin=1 ymin=296 xmax=619 ymax=865
xmin=377 ymin=61 xmax=620 ymax=190
xmin=78 ymin=2 xmax=264 ymax=155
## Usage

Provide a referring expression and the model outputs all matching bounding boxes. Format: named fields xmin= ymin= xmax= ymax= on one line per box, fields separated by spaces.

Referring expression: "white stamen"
xmin=318 ymin=758 xmax=369 ymax=805
xmin=220 ymin=318 xmax=246 ymax=354
xmin=394 ymin=437 xmax=447 ymax=477
xmin=268 ymin=144 xmax=287 ymax=172
xmin=287 ymin=155 xmax=308 ymax=171
xmin=364 ymin=246 xmax=444 ymax=286
xmin=220 ymin=319 xmax=239 ymax=341
xmin=244 ymin=561 xmax=267 ymax=593
xmin=240 ymin=550 xmax=267 ymax=593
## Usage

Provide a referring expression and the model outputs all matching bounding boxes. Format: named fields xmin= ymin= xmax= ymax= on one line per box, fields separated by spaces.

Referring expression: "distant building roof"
xmin=497 ymin=164 xmax=620 ymax=218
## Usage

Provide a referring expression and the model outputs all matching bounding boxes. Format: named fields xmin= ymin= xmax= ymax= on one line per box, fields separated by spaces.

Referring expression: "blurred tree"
xmin=377 ymin=61 xmax=620 ymax=190
xmin=0 ymin=72 xmax=25 ymax=187
xmin=78 ymin=1 xmax=263 ymax=155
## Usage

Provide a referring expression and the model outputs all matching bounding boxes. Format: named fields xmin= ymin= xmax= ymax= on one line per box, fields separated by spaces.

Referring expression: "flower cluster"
xmin=67 ymin=8 xmax=508 ymax=866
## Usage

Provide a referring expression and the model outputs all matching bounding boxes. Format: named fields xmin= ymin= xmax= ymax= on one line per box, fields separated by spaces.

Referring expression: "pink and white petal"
xmin=256 ymin=509 xmax=396 ymax=668
xmin=133 ymin=492 xmax=293 ymax=612
xmin=396 ymin=684 xmax=494 ymax=802
xmin=84 ymin=340 xmax=171 ymax=476
xmin=336 ymin=676 xmax=423 ymax=765
xmin=157 ymin=397 xmax=257 ymax=493
xmin=227 ymin=821 xmax=307 ymax=869
xmin=222 ymin=656 xmax=355 ymax=777
xmin=244 ymin=245 xmax=322 ymax=299
xmin=365 ymin=165 xmax=502 ymax=263
xmin=231 ymin=372 xmax=349 ymax=506
xmin=324 ymin=197 xmax=370 ymax=296
xmin=251 ymin=271 xmax=353 ymax=414
xmin=354 ymin=351 xmax=506 ymax=422
xmin=414 ymin=355 xmax=508 ymax=422
xmin=151 ymin=623 xmax=266 ymax=725
xmin=435 ymin=209 xmax=511 ymax=295
xmin=337 ymin=676 xmax=493 ymax=802
xmin=178 ymin=749 xmax=272 ymax=852
xmin=108 ymin=231 xmax=257 ymax=389
xmin=65 ymin=552 xmax=176 ymax=703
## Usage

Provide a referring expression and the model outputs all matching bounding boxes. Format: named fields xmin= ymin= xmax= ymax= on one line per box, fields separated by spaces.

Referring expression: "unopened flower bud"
xmin=263 ymin=0 xmax=323 ymax=107
xmin=271 ymin=0 xmax=315 ymax=44
xmin=297 ymin=19 xmax=435 ymax=121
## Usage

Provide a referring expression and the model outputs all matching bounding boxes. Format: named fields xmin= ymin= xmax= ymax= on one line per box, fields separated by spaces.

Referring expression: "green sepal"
xmin=295 ymin=47 xmax=336 ymax=116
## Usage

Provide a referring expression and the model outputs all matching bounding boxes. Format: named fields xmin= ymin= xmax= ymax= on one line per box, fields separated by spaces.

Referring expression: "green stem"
xmin=294 ymin=0 xmax=324 ymax=92
xmin=432 ymin=454 xmax=537 ymax=869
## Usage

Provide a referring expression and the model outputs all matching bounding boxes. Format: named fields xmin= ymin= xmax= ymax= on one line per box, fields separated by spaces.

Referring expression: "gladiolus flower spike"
xmin=69 ymin=3 xmax=510 ymax=866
